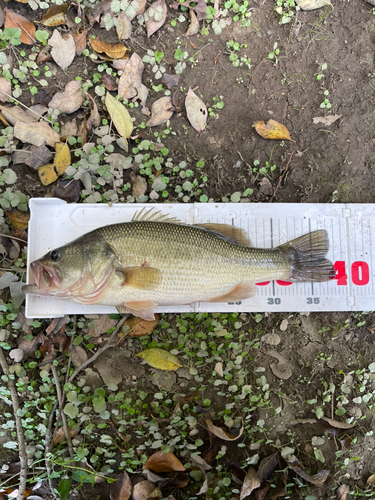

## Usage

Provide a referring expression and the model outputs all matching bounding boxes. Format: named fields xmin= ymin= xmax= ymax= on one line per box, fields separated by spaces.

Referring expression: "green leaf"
xmin=314 ymin=448 xmax=325 ymax=463
xmin=63 ymin=402 xmax=79 ymax=419
xmin=35 ymin=30 xmax=49 ymax=43
xmin=93 ymin=396 xmax=106 ymax=413
xmin=174 ymin=47 xmax=185 ymax=61
xmin=58 ymin=479 xmax=71 ymax=500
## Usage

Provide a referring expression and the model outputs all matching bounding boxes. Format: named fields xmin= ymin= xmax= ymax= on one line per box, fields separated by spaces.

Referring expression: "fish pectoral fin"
xmin=118 ymin=300 xmax=158 ymax=320
xmin=209 ymin=282 xmax=257 ymax=303
xmin=116 ymin=267 xmax=161 ymax=289
xmin=194 ymin=223 xmax=252 ymax=246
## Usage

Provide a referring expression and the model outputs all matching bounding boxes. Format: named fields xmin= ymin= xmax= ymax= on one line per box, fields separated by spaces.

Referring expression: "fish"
xmin=23 ymin=208 xmax=334 ymax=320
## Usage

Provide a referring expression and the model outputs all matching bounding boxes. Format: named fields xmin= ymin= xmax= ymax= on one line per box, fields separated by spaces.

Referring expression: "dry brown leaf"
xmin=49 ymin=80 xmax=84 ymax=115
xmin=89 ymin=0 xmax=112 ymax=24
xmin=6 ymin=209 xmax=30 ymax=230
xmin=85 ymin=93 xmax=100 ymax=130
xmin=144 ymin=0 xmax=167 ymax=37
xmin=0 ymin=6 xmax=4 ymax=27
xmin=4 ymin=9 xmax=36 ymax=44
xmin=132 ymin=481 xmax=161 ymax=500
xmin=18 ymin=331 xmax=44 ymax=357
xmin=157 ymin=471 xmax=189 ymax=490
xmin=185 ymin=87 xmax=207 ymax=131
xmin=112 ymin=59 xmax=129 ymax=71
xmin=40 ymin=3 xmax=70 ymax=26
xmin=130 ymin=171 xmax=147 ymax=198
xmin=130 ymin=0 xmax=147 ymax=17
xmin=0 ymin=104 xmax=39 ymax=125
xmin=320 ymin=416 xmax=356 ymax=430
xmin=172 ymin=390 xmax=198 ymax=415
xmin=287 ymin=460 xmax=330 ymax=486
xmin=70 ymin=345 xmax=88 ymax=368
xmin=171 ymin=0 xmax=207 ymax=20
xmin=53 ymin=426 xmax=80 ymax=446
xmin=118 ymin=52 xmax=144 ymax=100
xmin=259 ymin=177 xmax=273 ymax=196
xmin=313 ymin=114 xmax=342 ymax=126
xmin=49 ymin=29 xmax=76 ymax=69
xmin=51 ymin=179 xmax=81 ymax=203
xmin=102 ymin=74 xmax=118 ymax=91
xmin=296 ymin=0 xmax=332 ymax=9
xmin=257 ymin=452 xmax=279 ymax=482
xmin=54 ymin=142 xmax=71 ymax=175
xmin=25 ymin=145 xmax=53 ymax=169
xmin=122 ymin=314 xmax=159 ymax=338
xmin=36 ymin=45 xmax=52 ymax=64
xmin=146 ymin=96 xmax=173 ymax=127
xmin=0 ymin=78 xmax=11 ymax=103
xmin=109 ymin=472 xmax=132 ymax=500
xmin=90 ymin=36 xmax=128 ymax=59
xmin=185 ymin=9 xmax=199 ymax=37
xmin=72 ymin=30 xmax=87 ymax=56
xmin=205 ymin=418 xmax=244 ymax=441
xmin=14 ymin=121 xmax=60 ymax=147
xmin=117 ymin=11 xmax=132 ymax=40
xmin=162 ymin=73 xmax=180 ymax=89
xmin=38 ymin=164 xmax=58 ymax=186
xmin=240 ymin=467 xmax=261 ymax=500
xmin=144 ymin=451 xmax=185 ymax=473
xmin=77 ymin=118 xmax=87 ymax=144
xmin=336 ymin=484 xmax=349 ymax=500
xmin=60 ymin=119 xmax=78 ymax=139
xmin=253 ymin=119 xmax=295 ymax=142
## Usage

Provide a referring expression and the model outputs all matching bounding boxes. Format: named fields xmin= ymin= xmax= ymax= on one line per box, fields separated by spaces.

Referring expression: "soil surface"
xmin=1 ymin=0 xmax=375 ymax=499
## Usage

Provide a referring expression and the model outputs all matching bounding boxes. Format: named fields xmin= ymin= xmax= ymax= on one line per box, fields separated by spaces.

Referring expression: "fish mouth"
xmin=23 ymin=261 xmax=62 ymax=295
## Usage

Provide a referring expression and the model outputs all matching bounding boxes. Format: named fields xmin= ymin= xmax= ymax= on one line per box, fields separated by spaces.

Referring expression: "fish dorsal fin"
xmin=132 ymin=207 xmax=184 ymax=224
xmin=194 ymin=223 xmax=252 ymax=246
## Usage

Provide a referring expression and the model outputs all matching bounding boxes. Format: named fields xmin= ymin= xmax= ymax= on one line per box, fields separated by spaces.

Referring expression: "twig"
xmin=237 ymin=151 xmax=252 ymax=169
xmin=0 ymin=233 xmax=28 ymax=244
xmin=16 ymin=21 xmax=37 ymax=43
xmin=51 ymin=364 xmax=74 ymax=460
xmin=268 ymin=148 xmax=297 ymax=203
xmin=0 ymin=349 xmax=28 ymax=500
xmin=68 ymin=316 xmax=127 ymax=384
xmin=45 ymin=400 xmax=59 ymax=495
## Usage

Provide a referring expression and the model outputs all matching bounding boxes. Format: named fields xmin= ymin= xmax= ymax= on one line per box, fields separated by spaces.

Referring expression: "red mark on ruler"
xmin=255 ymin=261 xmax=371 ymax=287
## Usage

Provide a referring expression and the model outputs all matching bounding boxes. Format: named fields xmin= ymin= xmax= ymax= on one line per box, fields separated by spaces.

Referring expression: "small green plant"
xmin=268 ymin=42 xmax=280 ymax=64
xmin=0 ymin=27 xmax=22 ymax=47
xmin=316 ymin=62 xmax=328 ymax=80
xmin=142 ymin=50 xmax=166 ymax=80
xmin=226 ymin=40 xmax=251 ymax=68
xmin=275 ymin=0 xmax=299 ymax=24
xmin=320 ymin=90 xmax=332 ymax=109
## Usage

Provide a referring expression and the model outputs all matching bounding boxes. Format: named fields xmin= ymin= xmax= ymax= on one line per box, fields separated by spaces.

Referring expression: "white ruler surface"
xmin=25 ymin=200 xmax=374 ymax=318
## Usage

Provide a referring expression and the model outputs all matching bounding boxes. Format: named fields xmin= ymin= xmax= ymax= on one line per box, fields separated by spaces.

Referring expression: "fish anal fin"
xmin=195 ymin=223 xmax=252 ymax=246
xmin=209 ymin=282 xmax=257 ymax=303
xmin=116 ymin=267 xmax=161 ymax=289
xmin=118 ymin=300 xmax=158 ymax=320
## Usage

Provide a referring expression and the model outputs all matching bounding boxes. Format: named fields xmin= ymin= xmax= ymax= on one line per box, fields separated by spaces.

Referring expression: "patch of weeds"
xmin=226 ymin=40 xmax=251 ymax=68
xmin=274 ymin=0 xmax=300 ymax=24
xmin=208 ymin=96 xmax=224 ymax=117
xmin=174 ymin=43 xmax=189 ymax=74
xmin=142 ymin=49 xmax=166 ymax=80
xmin=320 ymin=89 xmax=332 ymax=109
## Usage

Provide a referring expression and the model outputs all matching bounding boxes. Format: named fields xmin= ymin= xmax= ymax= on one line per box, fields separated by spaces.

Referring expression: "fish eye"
xmin=50 ymin=250 xmax=60 ymax=262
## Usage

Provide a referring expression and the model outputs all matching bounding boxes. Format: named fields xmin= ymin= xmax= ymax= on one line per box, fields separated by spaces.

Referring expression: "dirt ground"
xmin=1 ymin=0 xmax=375 ymax=499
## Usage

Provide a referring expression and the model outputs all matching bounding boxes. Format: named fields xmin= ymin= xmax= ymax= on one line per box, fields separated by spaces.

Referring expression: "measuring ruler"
xmin=25 ymin=200 xmax=374 ymax=318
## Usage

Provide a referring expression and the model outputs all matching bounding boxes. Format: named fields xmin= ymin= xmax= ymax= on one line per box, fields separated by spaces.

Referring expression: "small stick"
xmin=51 ymin=364 xmax=74 ymax=460
xmin=45 ymin=400 xmax=59 ymax=495
xmin=0 ymin=349 xmax=28 ymax=500
xmin=68 ymin=316 xmax=127 ymax=384
xmin=269 ymin=148 xmax=297 ymax=203
xmin=16 ymin=21 xmax=37 ymax=43
xmin=0 ymin=233 xmax=28 ymax=244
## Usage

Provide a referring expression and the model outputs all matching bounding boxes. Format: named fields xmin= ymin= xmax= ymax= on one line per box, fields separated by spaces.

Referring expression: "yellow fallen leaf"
xmin=253 ymin=119 xmax=295 ymax=142
xmin=6 ymin=209 xmax=30 ymax=230
xmin=54 ymin=142 xmax=71 ymax=175
xmin=40 ymin=3 xmax=70 ymax=26
xmin=38 ymin=164 xmax=58 ymax=186
xmin=89 ymin=37 xmax=128 ymax=59
xmin=135 ymin=348 xmax=183 ymax=371
xmin=105 ymin=92 xmax=133 ymax=141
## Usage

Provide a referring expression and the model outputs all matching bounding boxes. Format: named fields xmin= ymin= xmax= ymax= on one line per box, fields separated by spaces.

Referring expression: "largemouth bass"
xmin=23 ymin=208 xmax=334 ymax=319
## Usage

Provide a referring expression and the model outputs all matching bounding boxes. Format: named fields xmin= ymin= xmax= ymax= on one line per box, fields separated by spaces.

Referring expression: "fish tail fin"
xmin=277 ymin=229 xmax=335 ymax=282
